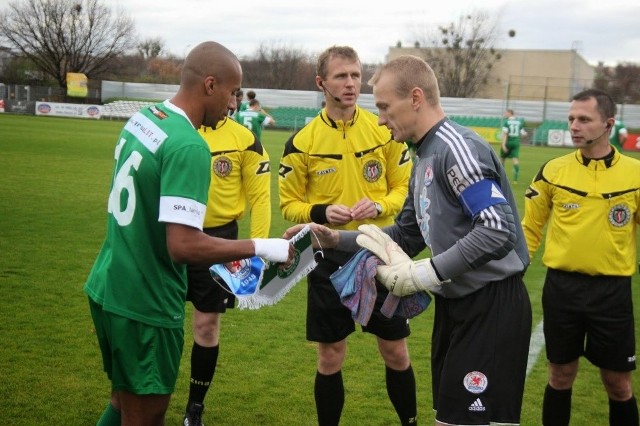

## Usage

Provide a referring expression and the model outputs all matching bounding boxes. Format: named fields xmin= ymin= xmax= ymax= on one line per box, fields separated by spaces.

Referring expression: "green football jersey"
xmin=609 ymin=119 xmax=627 ymax=151
xmin=237 ymin=109 xmax=269 ymax=140
xmin=84 ymin=101 xmax=211 ymax=328
xmin=502 ymin=116 xmax=525 ymax=143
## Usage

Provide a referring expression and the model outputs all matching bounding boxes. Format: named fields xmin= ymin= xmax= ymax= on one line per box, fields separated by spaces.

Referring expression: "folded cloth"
xmin=330 ymin=248 xmax=431 ymax=325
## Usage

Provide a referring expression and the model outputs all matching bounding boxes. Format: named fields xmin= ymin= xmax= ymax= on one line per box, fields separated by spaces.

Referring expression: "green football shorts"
xmin=89 ymin=298 xmax=184 ymax=394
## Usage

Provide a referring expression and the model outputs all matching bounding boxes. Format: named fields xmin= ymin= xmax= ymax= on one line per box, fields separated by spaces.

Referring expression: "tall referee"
xmin=278 ymin=45 xmax=414 ymax=425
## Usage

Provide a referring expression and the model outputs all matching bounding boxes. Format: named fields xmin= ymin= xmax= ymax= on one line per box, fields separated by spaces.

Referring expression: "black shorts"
xmin=431 ymin=274 xmax=532 ymax=425
xmin=186 ymin=221 xmax=239 ymax=313
xmin=306 ymin=249 xmax=410 ymax=343
xmin=542 ymin=268 xmax=636 ymax=371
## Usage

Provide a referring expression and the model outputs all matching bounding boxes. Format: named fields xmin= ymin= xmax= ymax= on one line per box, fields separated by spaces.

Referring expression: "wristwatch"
xmin=374 ymin=202 xmax=383 ymax=217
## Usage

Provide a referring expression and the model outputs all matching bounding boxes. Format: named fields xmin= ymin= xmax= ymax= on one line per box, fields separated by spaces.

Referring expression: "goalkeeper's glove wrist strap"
xmin=413 ymin=259 xmax=443 ymax=288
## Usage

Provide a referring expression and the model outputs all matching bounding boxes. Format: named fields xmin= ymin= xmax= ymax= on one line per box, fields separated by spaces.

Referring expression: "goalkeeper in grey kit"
xmin=288 ymin=55 xmax=532 ymax=425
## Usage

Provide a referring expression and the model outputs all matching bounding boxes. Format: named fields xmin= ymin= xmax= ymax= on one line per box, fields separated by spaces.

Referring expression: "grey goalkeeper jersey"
xmin=342 ymin=118 xmax=528 ymax=298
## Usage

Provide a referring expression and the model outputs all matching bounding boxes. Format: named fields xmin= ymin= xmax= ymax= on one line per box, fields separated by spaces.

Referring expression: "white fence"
xmin=99 ymin=80 xmax=640 ymax=128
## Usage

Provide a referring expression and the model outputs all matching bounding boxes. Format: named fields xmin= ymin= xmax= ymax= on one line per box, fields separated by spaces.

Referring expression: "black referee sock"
xmin=187 ymin=343 xmax=219 ymax=406
xmin=542 ymin=384 xmax=571 ymax=426
xmin=386 ymin=364 xmax=418 ymax=425
xmin=609 ymin=395 xmax=639 ymax=426
xmin=314 ymin=370 xmax=344 ymax=426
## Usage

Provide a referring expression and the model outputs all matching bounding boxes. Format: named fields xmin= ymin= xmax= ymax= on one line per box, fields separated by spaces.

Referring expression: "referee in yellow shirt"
xmin=279 ymin=45 xmax=414 ymax=425
xmin=523 ymin=89 xmax=640 ymax=426
xmin=183 ymin=115 xmax=271 ymax=425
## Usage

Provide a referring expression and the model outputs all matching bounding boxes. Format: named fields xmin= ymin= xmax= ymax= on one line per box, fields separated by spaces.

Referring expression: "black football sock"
xmin=609 ymin=395 xmax=639 ymax=426
xmin=542 ymin=384 xmax=571 ymax=426
xmin=187 ymin=343 xmax=219 ymax=406
xmin=386 ymin=364 xmax=418 ymax=425
xmin=314 ymin=370 xmax=344 ymax=426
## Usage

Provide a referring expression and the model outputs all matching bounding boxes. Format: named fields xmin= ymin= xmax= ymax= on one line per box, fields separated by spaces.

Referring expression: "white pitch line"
xmin=527 ymin=320 xmax=545 ymax=376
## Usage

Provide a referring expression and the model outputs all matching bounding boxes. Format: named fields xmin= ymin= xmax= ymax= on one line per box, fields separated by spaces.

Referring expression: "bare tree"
xmin=413 ymin=10 xmax=507 ymax=98
xmin=241 ymin=42 xmax=316 ymax=90
xmin=138 ymin=37 xmax=165 ymax=60
xmin=594 ymin=62 xmax=640 ymax=104
xmin=0 ymin=0 xmax=136 ymax=89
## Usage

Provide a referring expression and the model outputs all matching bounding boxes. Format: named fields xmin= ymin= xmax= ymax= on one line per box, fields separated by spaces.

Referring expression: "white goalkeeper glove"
xmin=355 ymin=224 xmax=393 ymax=264
xmin=252 ymin=238 xmax=291 ymax=263
xmin=356 ymin=223 xmax=445 ymax=296
xmin=377 ymin=248 xmax=444 ymax=296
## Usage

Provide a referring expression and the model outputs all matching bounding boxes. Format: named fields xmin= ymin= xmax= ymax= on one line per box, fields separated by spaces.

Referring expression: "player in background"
xmin=236 ymin=98 xmax=275 ymax=140
xmin=522 ymin=88 xmax=640 ymax=426
xmin=230 ymin=89 xmax=244 ymax=120
xmin=500 ymin=108 xmax=527 ymax=183
xmin=183 ymin=115 xmax=272 ymax=425
xmin=610 ymin=116 xmax=628 ymax=151
xmin=84 ymin=41 xmax=292 ymax=426
xmin=278 ymin=45 xmax=415 ymax=425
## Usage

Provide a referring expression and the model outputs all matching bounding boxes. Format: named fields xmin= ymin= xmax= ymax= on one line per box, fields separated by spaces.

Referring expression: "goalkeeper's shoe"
xmin=184 ymin=402 xmax=204 ymax=426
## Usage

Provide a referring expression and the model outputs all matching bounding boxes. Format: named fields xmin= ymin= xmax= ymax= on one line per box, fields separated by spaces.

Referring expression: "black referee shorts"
xmin=186 ymin=221 xmax=239 ymax=313
xmin=542 ymin=268 xmax=636 ymax=371
xmin=306 ymin=249 xmax=410 ymax=343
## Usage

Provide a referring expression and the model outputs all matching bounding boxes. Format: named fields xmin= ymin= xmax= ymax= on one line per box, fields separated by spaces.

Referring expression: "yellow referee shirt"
xmin=522 ymin=148 xmax=640 ymax=276
xmin=278 ymin=106 xmax=411 ymax=231
xmin=198 ymin=117 xmax=271 ymax=238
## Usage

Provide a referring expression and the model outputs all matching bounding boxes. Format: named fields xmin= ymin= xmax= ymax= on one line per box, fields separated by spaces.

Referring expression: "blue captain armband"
xmin=459 ymin=179 xmax=508 ymax=217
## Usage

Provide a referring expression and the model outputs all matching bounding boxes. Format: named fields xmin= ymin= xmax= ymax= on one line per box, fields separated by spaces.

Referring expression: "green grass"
xmin=0 ymin=113 xmax=639 ymax=425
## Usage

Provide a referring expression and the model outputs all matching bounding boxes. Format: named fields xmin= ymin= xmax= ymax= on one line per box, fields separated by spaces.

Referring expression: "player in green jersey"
xmin=500 ymin=109 xmax=527 ymax=183
xmin=84 ymin=41 xmax=293 ymax=426
xmin=236 ymin=98 xmax=275 ymax=140
xmin=609 ymin=117 xmax=628 ymax=151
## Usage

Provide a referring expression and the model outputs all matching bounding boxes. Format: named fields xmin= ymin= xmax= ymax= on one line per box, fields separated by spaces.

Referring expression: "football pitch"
xmin=1 ymin=113 xmax=639 ymax=425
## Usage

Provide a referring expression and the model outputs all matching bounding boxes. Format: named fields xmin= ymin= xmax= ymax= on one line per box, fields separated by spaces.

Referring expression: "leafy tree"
xmin=413 ymin=10 xmax=506 ymax=98
xmin=0 ymin=0 xmax=136 ymax=89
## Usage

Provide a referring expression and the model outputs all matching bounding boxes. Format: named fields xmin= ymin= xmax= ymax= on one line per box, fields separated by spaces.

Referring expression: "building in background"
xmin=386 ymin=47 xmax=594 ymax=102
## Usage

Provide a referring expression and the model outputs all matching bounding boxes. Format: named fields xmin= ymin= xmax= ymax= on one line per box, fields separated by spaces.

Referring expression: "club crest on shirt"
xmin=213 ymin=156 xmax=232 ymax=177
xmin=608 ymin=204 xmax=631 ymax=227
xmin=362 ymin=160 xmax=382 ymax=182
xmin=424 ymin=164 xmax=434 ymax=186
xmin=463 ymin=371 xmax=488 ymax=394
xmin=149 ymin=105 xmax=168 ymax=119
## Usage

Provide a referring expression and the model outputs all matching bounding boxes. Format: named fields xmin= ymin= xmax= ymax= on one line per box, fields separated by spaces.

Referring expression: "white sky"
xmin=117 ymin=0 xmax=640 ymax=65
xmin=72 ymin=0 xmax=640 ymax=66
